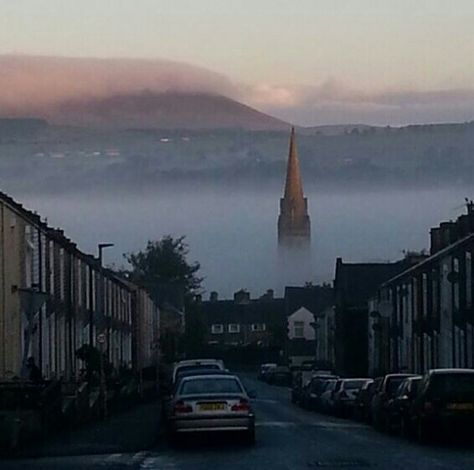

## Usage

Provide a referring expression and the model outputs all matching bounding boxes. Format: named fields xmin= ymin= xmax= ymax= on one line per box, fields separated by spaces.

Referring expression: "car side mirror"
xmin=248 ymin=390 xmax=257 ymax=399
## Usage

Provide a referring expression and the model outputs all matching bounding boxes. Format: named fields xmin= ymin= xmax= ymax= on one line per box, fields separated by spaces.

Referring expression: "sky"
xmin=1 ymin=0 xmax=474 ymax=125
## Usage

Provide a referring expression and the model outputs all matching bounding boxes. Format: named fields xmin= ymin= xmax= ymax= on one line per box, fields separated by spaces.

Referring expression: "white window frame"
xmin=211 ymin=324 xmax=224 ymax=334
xmin=251 ymin=323 xmax=266 ymax=332
xmin=228 ymin=323 xmax=240 ymax=333
xmin=294 ymin=321 xmax=305 ymax=338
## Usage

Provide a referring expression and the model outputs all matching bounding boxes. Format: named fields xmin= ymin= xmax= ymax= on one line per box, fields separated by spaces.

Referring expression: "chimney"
xmin=430 ymin=227 xmax=442 ymax=255
xmin=210 ymin=291 xmax=218 ymax=302
xmin=439 ymin=222 xmax=458 ymax=249
xmin=234 ymin=289 xmax=250 ymax=304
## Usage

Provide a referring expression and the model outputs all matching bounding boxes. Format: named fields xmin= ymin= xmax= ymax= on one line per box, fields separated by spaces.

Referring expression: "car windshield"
xmin=430 ymin=374 xmax=474 ymax=396
xmin=180 ymin=377 xmax=243 ymax=395
xmin=387 ymin=377 xmax=408 ymax=395
xmin=324 ymin=381 xmax=337 ymax=391
xmin=311 ymin=379 xmax=330 ymax=394
xmin=344 ymin=379 xmax=368 ymax=390
xmin=176 ymin=364 xmax=220 ymax=376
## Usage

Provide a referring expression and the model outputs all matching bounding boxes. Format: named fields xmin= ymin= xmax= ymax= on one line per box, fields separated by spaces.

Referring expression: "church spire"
xmin=278 ymin=127 xmax=311 ymax=247
xmin=283 ymin=126 xmax=304 ymax=202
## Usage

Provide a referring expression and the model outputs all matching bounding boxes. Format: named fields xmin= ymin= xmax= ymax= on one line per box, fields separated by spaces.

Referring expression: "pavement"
xmin=2 ymin=375 xmax=474 ymax=469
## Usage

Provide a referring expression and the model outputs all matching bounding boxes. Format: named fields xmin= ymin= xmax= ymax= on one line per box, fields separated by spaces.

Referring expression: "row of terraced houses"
xmin=330 ymin=202 xmax=474 ymax=378
xmin=0 ymin=191 xmax=160 ymax=383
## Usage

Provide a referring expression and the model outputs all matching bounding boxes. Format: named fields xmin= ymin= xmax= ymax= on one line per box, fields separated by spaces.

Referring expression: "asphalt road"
xmin=2 ymin=375 xmax=474 ymax=469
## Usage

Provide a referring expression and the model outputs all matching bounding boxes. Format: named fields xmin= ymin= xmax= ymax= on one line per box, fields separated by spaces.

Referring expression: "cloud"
xmin=0 ymin=55 xmax=239 ymax=117
xmin=0 ymin=55 xmax=473 ymax=126
xmin=242 ymin=80 xmax=474 ymax=125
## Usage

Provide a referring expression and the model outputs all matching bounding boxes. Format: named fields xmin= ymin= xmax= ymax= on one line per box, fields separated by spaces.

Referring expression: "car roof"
xmin=177 ymin=368 xmax=231 ymax=377
xmin=342 ymin=378 xmax=371 ymax=382
xmin=429 ymin=368 xmax=474 ymax=375
xmin=384 ymin=373 xmax=418 ymax=379
xmin=180 ymin=373 xmax=239 ymax=382
xmin=176 ymin=359 xmax=222 ymax=366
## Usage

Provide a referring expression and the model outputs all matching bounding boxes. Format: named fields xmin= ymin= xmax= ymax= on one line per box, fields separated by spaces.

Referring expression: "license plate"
xmin=198 ymin=403 xmax=225 ymax=411
xmin=446 ymin=403 xmax=474 ymax=411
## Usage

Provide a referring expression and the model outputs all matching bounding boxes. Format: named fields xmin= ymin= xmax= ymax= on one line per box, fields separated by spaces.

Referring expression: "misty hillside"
xmin=51 ymin=92 xmax=290 ymax=131
xmin=2 ymin=120 xmax=474 ymax=194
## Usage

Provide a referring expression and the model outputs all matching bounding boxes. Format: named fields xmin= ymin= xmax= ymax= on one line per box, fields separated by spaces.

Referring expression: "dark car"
xmin=354 ymin=379 xmax=374 ymax=421
xmin=319 ymin=379 xmax=339 ymax=413
xmin=258 ymin=363 xmax=277 ymax=381
xmin=407 ymin=369 xmax=474 ymax=442
xmin=267 ymin=366 xmax=292 ymax=386
xmin=371 ymin=373 xmax=418 ymax=430
xmin=302 ymin=376 xmax=337 ymax=410
xmin=385 ymin=376 xmax=422 ymax=434
xmin=333 ymin=378 xmax=371 ymax=417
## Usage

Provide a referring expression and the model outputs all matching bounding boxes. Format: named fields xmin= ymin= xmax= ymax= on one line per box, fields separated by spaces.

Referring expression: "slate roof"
xmin=334 ymin=258 xmax=406 ymax=309
xmin=284 ymin=285 xmax=333 ymax=317
xmin=201 ymin=298 xmax=285 ymax=325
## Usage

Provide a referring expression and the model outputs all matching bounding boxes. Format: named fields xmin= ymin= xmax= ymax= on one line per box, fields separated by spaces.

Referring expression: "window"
xmin=294 ymin=321 xmax=304 ymax=338
xmin=228 ymin=323 xmax=240 ymax=333
xmin=180 ymin=377 xmax=243 ymax=395
xmin=211 ymin=324 xmax=224 ymax=334
xmin=251 ymin=323 xmax=266 ymax=332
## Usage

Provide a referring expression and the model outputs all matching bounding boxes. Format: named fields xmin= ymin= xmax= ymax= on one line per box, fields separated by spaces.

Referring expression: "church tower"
xmin=278 ymin=127 xmax=311 ymax=247
xmin=277 ymin=127 xmax=312 ymax=289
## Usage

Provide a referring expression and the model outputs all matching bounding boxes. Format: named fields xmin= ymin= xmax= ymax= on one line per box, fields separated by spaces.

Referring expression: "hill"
xmin=50 ymin=91 xmax=291 ymax=131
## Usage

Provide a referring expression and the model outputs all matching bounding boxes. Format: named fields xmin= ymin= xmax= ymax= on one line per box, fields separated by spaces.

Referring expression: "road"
xmin=2 ymin=375 xmax=474 ymax=469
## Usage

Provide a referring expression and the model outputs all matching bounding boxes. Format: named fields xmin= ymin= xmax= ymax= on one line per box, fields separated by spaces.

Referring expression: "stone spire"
xmin=278 ymin=127 xmax=311 ymax=247
xmin=283 ymin=126 xmax=304 ymax=202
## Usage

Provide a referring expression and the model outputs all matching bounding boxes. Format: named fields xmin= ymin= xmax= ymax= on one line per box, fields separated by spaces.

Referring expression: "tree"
xmin=125 ymin=235 xmax=202 ymax=296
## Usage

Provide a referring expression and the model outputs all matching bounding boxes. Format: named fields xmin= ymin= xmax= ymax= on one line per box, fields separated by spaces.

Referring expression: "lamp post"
xmin=97 ymin=243 xmax=114 ymax=419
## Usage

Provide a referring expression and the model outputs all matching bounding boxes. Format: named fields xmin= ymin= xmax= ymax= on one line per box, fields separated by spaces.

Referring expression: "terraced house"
xmin=0 ymin=191 xmax=159 ymax=382
xmin=369 ymin=203 xmax=474 ymax=375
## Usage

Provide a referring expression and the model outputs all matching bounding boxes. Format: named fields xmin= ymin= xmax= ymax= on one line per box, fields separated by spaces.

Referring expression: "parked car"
xmin=258 ymin=363 xmax=277 ymax=381
xmin=371 ymin=374 xmax=418 ymax=430
xmin=172 ymin=359 xmax=225 ymax=384
xmin=167 ymin=373 xmax=256 ymax=445
xmin=302 ymin=375 xmax=337 ymax=410
xmin=290 ymin=370 xmax=307 ymax=404
xmin=266 ymin=366 xmax=292 ymax=386
xmin=385 ymin=375 xmax=422 ymax=435
xmin=406 ymin=369 xmax=474 ymax=442
xmin=354 ymin=379 xmax=374 ymax=421
xmin=162 ymin=369 xmax=234 ymax=423
xmin=319 ymin=379 xmax=339 ymax=413
xmin=333 ymin=378 xmax=371 ymax=417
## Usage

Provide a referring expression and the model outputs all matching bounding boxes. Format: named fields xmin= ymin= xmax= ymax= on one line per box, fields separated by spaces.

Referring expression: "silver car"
xmin=167 ymin=374 xmax=256 ymax=444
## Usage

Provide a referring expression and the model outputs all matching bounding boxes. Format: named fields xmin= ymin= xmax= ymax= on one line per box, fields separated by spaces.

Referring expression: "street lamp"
xmin=97 ymin=242 xmax=114 ymax=419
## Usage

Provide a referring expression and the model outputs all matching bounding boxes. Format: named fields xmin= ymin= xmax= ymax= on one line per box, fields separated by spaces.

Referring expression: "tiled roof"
xmin=201 ymin=298 xmax=285 ymax=324
xmin=334 ymin=259 xmax=404 ymax=308
xmin=284 ymin=285 xmax=333 ymax=316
